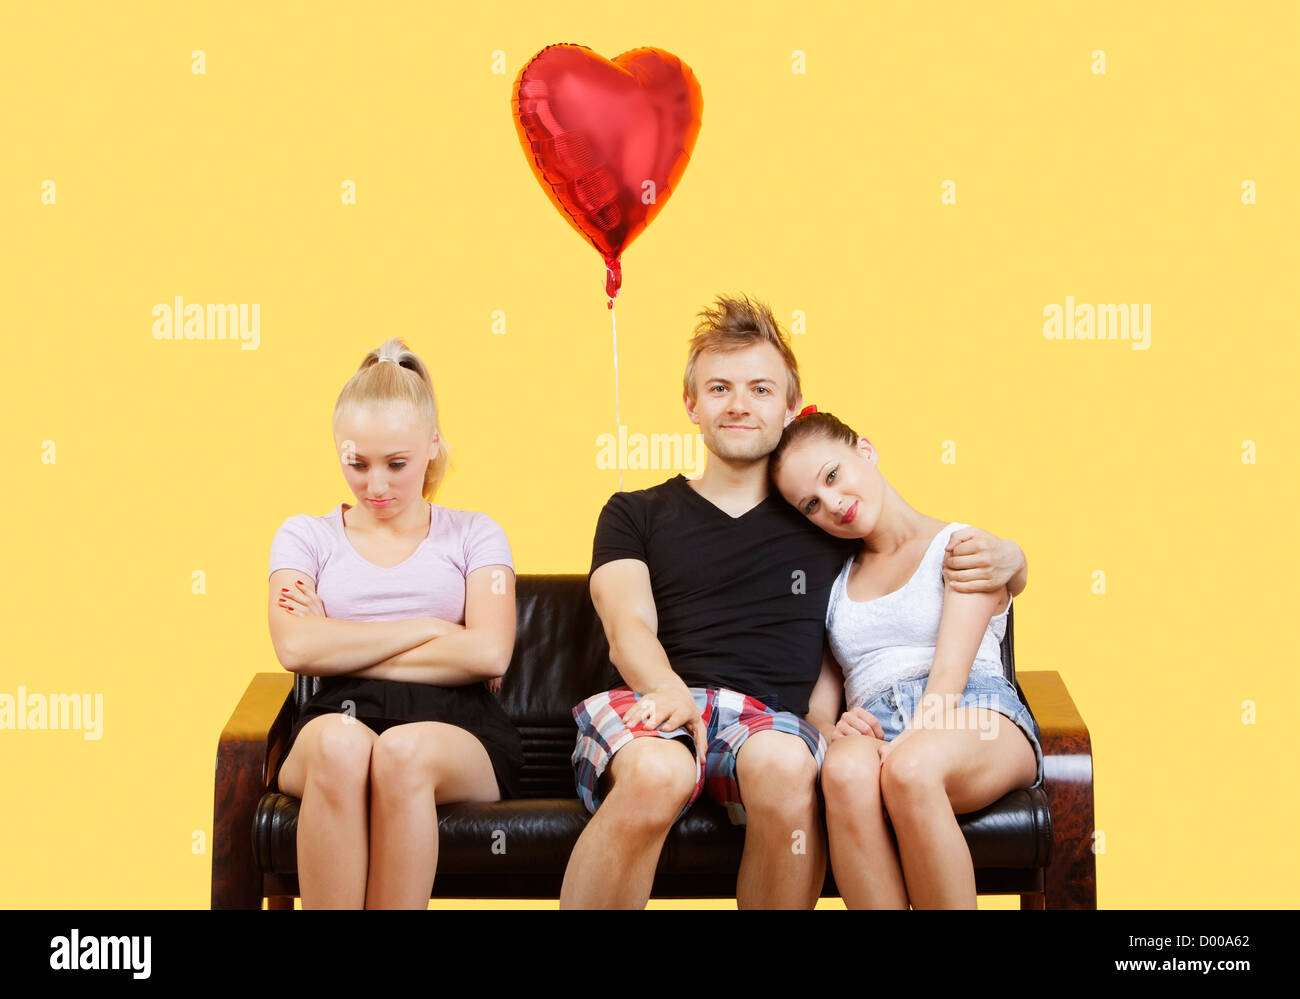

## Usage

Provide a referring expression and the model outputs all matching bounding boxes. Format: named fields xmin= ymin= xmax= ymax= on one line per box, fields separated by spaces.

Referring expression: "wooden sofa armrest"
xmin=212 ymin=672 xmax=295 ymax=909
xmin=1017 ymin=670 xmax=1096 ymax=909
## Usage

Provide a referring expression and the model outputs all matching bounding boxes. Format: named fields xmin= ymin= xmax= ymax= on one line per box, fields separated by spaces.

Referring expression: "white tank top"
xmin=826 ymin=522 xmax=1011 ymax=710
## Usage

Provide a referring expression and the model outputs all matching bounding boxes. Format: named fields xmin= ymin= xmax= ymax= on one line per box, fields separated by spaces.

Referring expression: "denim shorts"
xmin=858 ymin=672 xmax=1043 ymax=789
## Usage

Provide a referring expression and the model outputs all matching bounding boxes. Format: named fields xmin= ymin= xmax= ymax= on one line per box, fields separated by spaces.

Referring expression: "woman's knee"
xmin=369 ymin=725 xmax=439 ymax=793
xmin=821 ymin=736 xmax=883 ymax=807
xmin=304 ymin=718 xmax=375 ymax=800
xmin=879 ymin=740 xmax=947 ymax=816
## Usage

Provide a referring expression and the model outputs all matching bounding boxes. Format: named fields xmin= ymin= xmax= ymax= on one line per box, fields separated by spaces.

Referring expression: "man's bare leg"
xmin=560 ymin=738 xmax=696 ymax=909
xmin=733 ymin=730 xmax=825 ymax=909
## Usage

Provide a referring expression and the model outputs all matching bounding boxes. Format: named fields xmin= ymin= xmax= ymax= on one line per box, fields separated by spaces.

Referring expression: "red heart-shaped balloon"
xmin=512 ymin=44 xmax=703 ymax=300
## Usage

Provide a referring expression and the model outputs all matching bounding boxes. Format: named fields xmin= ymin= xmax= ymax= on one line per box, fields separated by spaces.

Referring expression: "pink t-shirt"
xmin=267 ymin=502 xmax=513 ymax=624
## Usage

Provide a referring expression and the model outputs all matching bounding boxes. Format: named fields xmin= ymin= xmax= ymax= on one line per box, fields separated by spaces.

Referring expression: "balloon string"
xmin=611 ymin=302 xmax=623 ymax=492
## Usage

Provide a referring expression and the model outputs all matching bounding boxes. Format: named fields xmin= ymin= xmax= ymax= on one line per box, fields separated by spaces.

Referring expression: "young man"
xmin=559 ymin=295 xmax=1027 ymax=909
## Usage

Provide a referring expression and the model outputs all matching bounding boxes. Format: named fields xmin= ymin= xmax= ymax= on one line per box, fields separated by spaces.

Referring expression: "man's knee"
xmin=604 ymin=738 xmax=696 ymax=828
xmin=737 ymin=732 xmax=819 ymax=818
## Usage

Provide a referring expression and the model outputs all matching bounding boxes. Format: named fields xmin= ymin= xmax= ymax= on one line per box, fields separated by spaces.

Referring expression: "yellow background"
xmin=1 ymin=0 xmax=1295 ymax=909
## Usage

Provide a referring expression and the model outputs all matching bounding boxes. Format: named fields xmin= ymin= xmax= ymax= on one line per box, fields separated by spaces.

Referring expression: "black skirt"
xmin=272 ymin=676 xmax=523 ymax=800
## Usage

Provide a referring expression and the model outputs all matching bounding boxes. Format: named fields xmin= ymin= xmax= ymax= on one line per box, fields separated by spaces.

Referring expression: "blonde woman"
xmin=266 ymin=337 xmax=521 ymax=909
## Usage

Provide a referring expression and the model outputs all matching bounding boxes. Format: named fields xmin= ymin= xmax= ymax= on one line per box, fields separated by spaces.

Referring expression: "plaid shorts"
xmin=571 ymin=685 xmax=827 ymax=826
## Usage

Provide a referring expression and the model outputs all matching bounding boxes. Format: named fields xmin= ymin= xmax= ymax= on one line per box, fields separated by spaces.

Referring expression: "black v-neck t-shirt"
xmin=588 ymin=474 xmax=861 ymax=716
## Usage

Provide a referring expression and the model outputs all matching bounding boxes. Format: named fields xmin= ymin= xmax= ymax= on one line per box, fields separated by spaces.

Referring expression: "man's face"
xmin=684 ymin=342 xmax=798 ymax=465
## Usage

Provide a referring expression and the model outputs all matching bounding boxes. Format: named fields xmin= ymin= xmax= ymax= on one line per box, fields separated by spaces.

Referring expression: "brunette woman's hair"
xmin=332 ymin=337 xmax=448 ymax=501
xmin=768 ymin=409 xmax=860 ymax=489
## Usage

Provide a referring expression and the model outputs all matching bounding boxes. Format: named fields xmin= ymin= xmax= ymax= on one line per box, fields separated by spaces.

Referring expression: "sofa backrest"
xmin=292 ymin=573 xmax=1016 ymax=798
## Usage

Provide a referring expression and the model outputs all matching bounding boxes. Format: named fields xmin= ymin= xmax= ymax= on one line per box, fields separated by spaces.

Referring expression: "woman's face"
xmin=774 ymin=435 xmax=881 ymax=539
xmin=334 ymin=404 xmax=438 ymax=518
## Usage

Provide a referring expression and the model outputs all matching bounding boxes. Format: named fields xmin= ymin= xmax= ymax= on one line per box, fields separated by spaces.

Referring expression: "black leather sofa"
xmin=212 ymin=574 xmax=1095 ymax=908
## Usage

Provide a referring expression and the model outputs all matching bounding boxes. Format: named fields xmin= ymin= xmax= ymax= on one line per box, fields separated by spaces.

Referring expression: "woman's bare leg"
xmin=821 ymin=735 xmax=909 ymax=909
xmin=365 ymin=721 xmax=501 ymax=909
xmin=879 ymin=708 xmax=1037 ymax=909
xmin=276 ymin=714 xmax=379 ymax=909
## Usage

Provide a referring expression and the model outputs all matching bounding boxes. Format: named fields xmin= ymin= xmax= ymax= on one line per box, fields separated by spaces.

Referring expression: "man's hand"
xmin=942 ymin=528 xmax=1025 ymax=594
xmin=622 ymin=683 xmax=706 ymax=757
xmin=834 ymin=705 xmax=885 ymax=740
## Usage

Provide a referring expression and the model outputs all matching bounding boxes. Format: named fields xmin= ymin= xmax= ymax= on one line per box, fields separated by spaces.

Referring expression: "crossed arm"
xmin=266 ymin=564 xmax=515 ymax=686
xmin=262 ymin=520 xmax=1021 ymax=698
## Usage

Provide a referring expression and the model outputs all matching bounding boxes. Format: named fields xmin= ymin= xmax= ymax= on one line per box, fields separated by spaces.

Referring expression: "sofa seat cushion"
xmin=253 ymin=784 xmax=1051 ymax=885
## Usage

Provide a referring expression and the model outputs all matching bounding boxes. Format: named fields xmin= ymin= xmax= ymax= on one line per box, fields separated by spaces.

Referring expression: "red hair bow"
xmin=798 ymin=404 xmax=818 ymax=417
